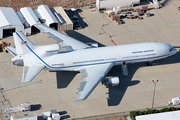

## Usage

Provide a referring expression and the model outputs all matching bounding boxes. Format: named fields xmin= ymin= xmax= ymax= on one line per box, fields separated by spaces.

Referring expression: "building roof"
xmin=52 ymin=7 xmax=73 ymax=25
xmin=37 ymin=5 xmax=58 ymax=26
xmin=20 ymin=7 xmax=41 ymax=26
xmin=12 ymin=112 xmax=37 ymax=119
xmin=0 ymin=7 xmax=23 ymax=27
xmin=136 ymin=111 xmax=180 ymax=120
xmin=16 ymin=11 xmax=30 ymax=28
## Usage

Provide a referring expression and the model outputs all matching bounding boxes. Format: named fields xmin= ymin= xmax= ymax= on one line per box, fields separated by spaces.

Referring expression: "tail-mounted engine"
xmin=12 ymin=59 xmax=24 ymax=66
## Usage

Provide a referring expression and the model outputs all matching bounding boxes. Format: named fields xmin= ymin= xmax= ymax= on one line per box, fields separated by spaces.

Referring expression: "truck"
xmin=5 ymin=102 xmax=31 ymax=113
xmin=43 ymin=109 xmax=60 ymax=120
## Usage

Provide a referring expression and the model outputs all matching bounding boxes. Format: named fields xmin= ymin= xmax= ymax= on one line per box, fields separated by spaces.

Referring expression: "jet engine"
xmin=43 ymin=44 xmax=61 ymax=53
xmin=102 ymin=76 xmax=119 ymax=86
xmin=13 ymin=59 xmax=24 ymax=66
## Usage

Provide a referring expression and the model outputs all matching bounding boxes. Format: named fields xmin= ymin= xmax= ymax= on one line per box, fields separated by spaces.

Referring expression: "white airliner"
xmin=5 ymin=24 xmax=177 ymax=101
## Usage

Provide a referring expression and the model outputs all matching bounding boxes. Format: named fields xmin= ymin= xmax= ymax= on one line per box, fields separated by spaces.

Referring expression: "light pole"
xmin=152 ymin=80 xmax=158 ymax=113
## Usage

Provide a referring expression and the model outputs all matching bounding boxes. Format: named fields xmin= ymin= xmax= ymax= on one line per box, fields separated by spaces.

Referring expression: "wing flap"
xmin=22 ymin=64 xmax=45 ymax=83
xmin=45 ymin=32 xmax=63 ymax=43
xmin=77 ymin=63 xmax=114 ymax=101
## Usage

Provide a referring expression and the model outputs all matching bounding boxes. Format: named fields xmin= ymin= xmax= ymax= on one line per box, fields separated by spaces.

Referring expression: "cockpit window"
xmin=169 ymin=47 xmax=174 ymax=52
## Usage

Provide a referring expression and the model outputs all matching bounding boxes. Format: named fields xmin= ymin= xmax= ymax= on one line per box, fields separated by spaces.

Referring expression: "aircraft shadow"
xmin=160 ymin=0 xmax=174 ymax=8
xmin=56 ymin=71 xmax=78 ymax=88
xmin=76 ymin=9 xmax=88 ymax=29
xmin=106 ymin=51 xmax=180 ymax=106
xmin=154 ymin=50 xmax=180 ymax=65
xmin=54 ymin=51 xmax=180 ymax=106
xmin=64 ymin=30 xmax=105 ymax=47
xmin=54 ymin=39 xmax=180 ymax=106
xmin=106 ymin=63 xmax=141 ymax=106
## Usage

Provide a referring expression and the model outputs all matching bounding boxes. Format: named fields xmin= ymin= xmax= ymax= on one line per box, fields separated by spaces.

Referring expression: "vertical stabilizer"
xmin=13 ymin=32 xmax=35 ymax=55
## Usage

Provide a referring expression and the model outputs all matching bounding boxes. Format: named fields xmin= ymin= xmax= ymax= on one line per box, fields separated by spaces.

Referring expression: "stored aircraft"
xmin=5 ymin=24 xmax=177 ymax=101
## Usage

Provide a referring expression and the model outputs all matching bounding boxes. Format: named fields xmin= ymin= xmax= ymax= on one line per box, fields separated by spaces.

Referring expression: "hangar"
xmin=0 ymin=5 xmax=74 ymax=39
xmin=20 ymin=7 xmax=41 ymax=34
xmin=0 ymin=7 xmax=24 ymax=39
xmin=96 ymin=0 xmax=140 ymax=10
xmin=15 ymin=11 xmax=31 ymax=36
xmin=51 ymin=6 xmax=73 ymax=31
xmin=36 ymin=5 xmax=59 ymax=30
xmin=136 ymin=111 xmax=180 ymax=120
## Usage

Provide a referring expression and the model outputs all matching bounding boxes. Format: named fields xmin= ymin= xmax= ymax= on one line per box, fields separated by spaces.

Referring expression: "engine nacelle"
xmin=43 ymin=44 xmax=61 ymax=53
xmin=13 ymin=59 xmax=24 ymax=66
xmin=86 ymin=43 xmax=98 ymax=48
xmin=102 ymin=76 xmax=119 ymax=86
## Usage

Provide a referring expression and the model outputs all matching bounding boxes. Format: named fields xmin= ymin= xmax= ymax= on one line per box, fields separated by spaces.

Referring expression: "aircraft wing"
xmin=77 ymin=63 xmax=114 ymax=101
xmin=34 ymin=24 xmax=90 ymax=51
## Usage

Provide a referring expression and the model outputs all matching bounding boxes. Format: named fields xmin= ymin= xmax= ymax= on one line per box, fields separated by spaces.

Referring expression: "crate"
xmin=137 ymin=16 xmax=142 ymax=20
xmin=136 ymin=8 xmax=141 ymax=13
xmin=116 ymin=20 xmax=122 ymax=25
xmin=129 ymin=15 xmax=136 ymax=19
xmin=145 ymin=12 xmax=150 ymax=17
xmin=142 ymin=5 xmax=148 ymax=11
xmin=177 ymin=7 xmax=180 ymax=11
xmin=138 ymin=12 xmax=144 ymax=16
xmin=99 ymin=11 xmax=103 ymax=13
xmin=111 ymin=15 xmax=120 ymax=21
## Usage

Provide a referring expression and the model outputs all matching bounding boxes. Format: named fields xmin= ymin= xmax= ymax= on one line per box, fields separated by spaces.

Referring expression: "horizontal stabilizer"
xmin=5 ymin=46 xmax=17 ymax=56
xmin=22 ymin=64 xmax=45 ymax=83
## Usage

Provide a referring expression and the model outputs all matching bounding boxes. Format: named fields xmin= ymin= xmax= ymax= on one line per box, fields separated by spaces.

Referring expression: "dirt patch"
xmin=0 ymin=0 xmax=96 ymax=10
xmin=102 ymin=116 xmax=127 ymax=120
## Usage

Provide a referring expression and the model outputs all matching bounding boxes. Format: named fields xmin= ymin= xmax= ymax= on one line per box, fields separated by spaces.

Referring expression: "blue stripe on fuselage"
xmin=16 ymin=32 xmax=174 ymax=69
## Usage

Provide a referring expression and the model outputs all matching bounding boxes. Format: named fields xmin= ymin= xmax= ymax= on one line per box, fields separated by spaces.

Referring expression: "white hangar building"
xmin=96 ymin=0 xmax=140 ymax=10
xmin=0 ymin=5 xmax=73 ymax=39
xmin=51 ymin=6 xmax=73 ymax=31
xmin=136 ymin=110 xmax=180 ymax=120
xmin=36 ymin=5 xmax=59 ymax=28
xmin=0 ymin=7 xmax=24 ymax=39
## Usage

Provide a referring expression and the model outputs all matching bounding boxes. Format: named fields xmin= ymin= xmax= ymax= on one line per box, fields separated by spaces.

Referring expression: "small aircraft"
xmin=5 ymin=24 xmax=177 ymax=101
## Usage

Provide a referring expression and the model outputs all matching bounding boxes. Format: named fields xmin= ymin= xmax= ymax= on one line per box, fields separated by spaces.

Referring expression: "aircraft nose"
xmin=169 ymin=45 xmax=177 ymax=55
xmin=173 ymin=48 xmax=178 ymax=54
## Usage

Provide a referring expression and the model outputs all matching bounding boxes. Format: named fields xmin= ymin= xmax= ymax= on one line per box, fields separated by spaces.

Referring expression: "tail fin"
xmin=13 ymin=32 xmax=35 ymax=55
xmin=13 ymin=32 xmax=45 ymax=83
xmin=5 ymin=32 xmax=45 ymax=83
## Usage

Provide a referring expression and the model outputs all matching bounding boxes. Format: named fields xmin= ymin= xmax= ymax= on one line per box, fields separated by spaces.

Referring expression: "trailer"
xmin=11 ymin=112 xmax=37 ymax=120
xmin=172 ymin=97 xmax=180 ymax=105
xmin=43 ymin=109 xmax=60 ymax=120
xmin=5 ymin=102 xmax=31 ymax=113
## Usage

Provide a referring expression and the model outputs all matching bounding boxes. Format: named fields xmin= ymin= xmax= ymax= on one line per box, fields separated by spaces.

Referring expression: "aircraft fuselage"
xmin=40 ymin=42 xmax=177 ymax=71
